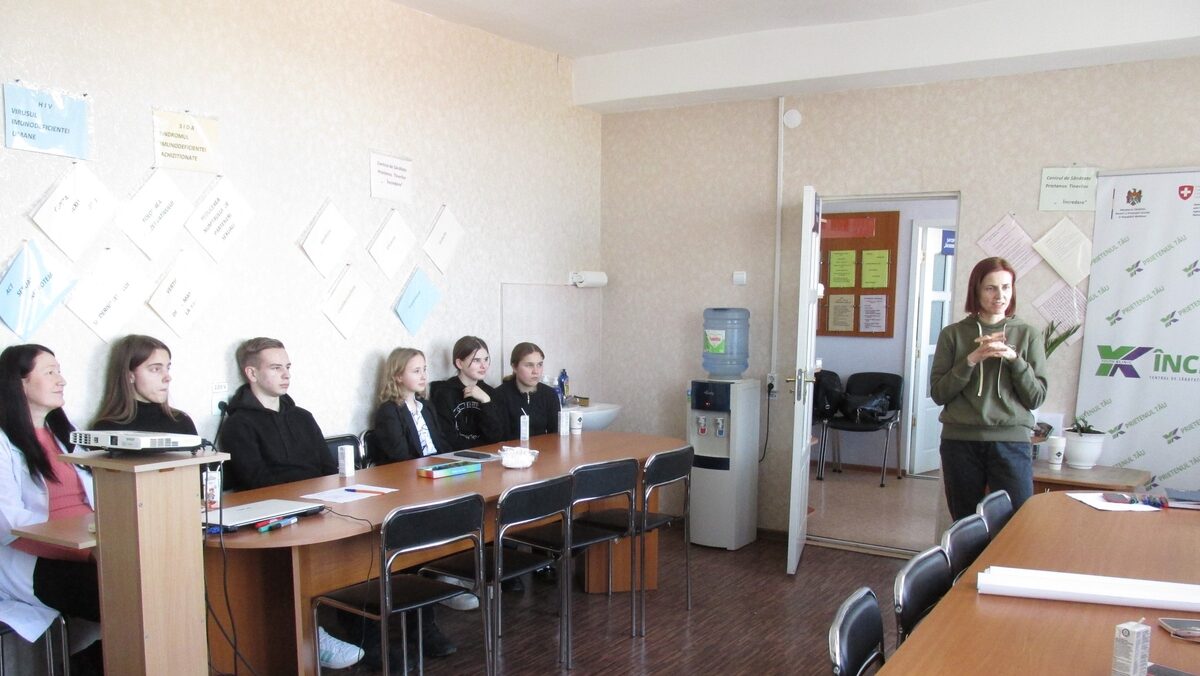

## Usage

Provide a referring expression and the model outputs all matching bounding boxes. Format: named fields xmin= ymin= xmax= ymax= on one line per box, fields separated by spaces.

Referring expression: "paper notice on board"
xmin=828 ymin=294 xmax=855 ymax=332
xmin=302 ymin=200 xmax=355 ymax=278
xmin=0 ymin=240 xmax=76 ymax=340
xmin=861 ymin=250 xmax=889 ymax=288
xmin=3 ymin=82 xmax=92 ymax=160
xmin=321 ymin=266 xmax=371 ymax=339
xmin=31 ymin=163 xmax=116 ymax=261
xmin=369 ymin=210 xmax=416 ymax=279
xmin=860 ymin=295 xmax=887 ymax=333
xmin=370 ymin=152 xmax=414 ymax=203
xmin=184 ymin=178 xmax=252 ymax=262
xmin=152 ymin=109 xmax=220 ymax=173
xmin=394 ymin=267 xmax=441 ymax=334
xmin=116 ymin=170 xmax=190 ymax=260
xmin=1033 ymin=217 xmax=1091 ymax=285
xmin=66 ymin=247 xmax=148 ymax=342
xmin=978 ymin=214 xmax=1042 ymax=277
xmin=1039 ymin=167 xmax=1097 ymax=211
xmin=147 ymin=250 xmax=214 ymax=336
xmin=423 ymin=206 xmax=463 ymax=274
xmin=828 ymin=250 xmax=856 ymax=288
xmin=1033 ymin=279 xmax=1086 ymax=345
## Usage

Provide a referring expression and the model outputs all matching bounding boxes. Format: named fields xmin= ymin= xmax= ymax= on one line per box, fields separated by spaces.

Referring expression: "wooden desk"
xmin=880 ymin=492 xmax=1200 ymax=674
xmin=12 ymin=513 xmax=96 ymax=549
xmin=1032 ymin=459 xmax=1152 ymax=494
xmin=204 ymin=431 xmax=687 ymax=676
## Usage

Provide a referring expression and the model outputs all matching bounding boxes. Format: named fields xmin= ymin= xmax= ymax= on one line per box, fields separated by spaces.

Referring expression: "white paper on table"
xmin=66 ymin=247 xmax=149 ymax=342
xmin=184 ymin=177 xmax=252 ymax=262
xmin=368 ymin=210 xmax=416 ymax=279
xmin=1033 ymin=217 xmax=1092 ymax=285
xmin=147 ymin=249 xmax=214 ymax=336
xmin=369 ymin=151 xmax=414 ymax=203
xmin=859 ymin=294 xmax=887 ymax=332
xmin=978 ymin=214 xmax=1043 ymax=278
xmin=301 ymin=200 xmax=355 ymax=278
xmin=977 ymin=566 xmax=1200 ymax=613
xmin=1033 ymin=280 xmax=1086 ymax=345
xmin=31 ymin=163 xmax=116 ymax=261
xmin=321 ymin=266 xmax=371 ymax=339
xmin=0 ymin=240 xmax=77 ymax=340
xmin=423 ymin=205 xmax=463 ymax=274
xmin=301 ymin=484 xmax=397 ymax=503
xmin=152 ymin=109 xmax=221 ymax=173
xmin=116 ymin=170 xmax=190 ymax=260
xmin=1065 ymin=492 xmax=1160 ymax=512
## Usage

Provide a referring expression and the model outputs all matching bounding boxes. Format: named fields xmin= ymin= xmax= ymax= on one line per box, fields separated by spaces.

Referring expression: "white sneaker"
xmin=318 ymin=626 xmax=364 ymax=670
xmin=437 ymin=575 xmax=480 ymax=610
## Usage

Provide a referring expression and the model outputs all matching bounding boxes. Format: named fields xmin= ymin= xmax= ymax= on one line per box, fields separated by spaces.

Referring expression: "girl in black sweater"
xmin=497 ymin=342 xmax=560 ymax=437
xmin=91 ymin=335 xmax=197 ymax=435
xmin=430 ymin=336 xmax=508 ymax=450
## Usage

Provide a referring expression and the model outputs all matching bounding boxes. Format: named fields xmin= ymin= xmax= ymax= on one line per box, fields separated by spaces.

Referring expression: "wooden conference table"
xmin=880 ymin=491 xmax=1200 ymax=674
xmin=205 ymin=431 xmax=687 ymax=676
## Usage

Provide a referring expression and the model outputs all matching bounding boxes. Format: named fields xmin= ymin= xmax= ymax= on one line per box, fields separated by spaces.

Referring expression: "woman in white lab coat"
xmin=0 ymin=344 xmax=100 ymax=660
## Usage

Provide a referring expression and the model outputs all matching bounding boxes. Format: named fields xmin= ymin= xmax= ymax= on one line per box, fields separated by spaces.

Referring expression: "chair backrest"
xmin=359 ymin=429 xmax=379 ymax=467
xmin=844 ymin=372 xmax=904 ymax=412
xmin=976 ymin=490 xmax=1014 ymax=538
xmin=644 ymin=446 xmax=695 ymax=491
xmin=940 ymin=513 xmax=990 ymax=580
xmin=381 ymin=492 xmax=485 ymax=557
xmin=893 ymin=546 xmax=952 ymax=644
xmin=572 ymin=458 xmax=639 ymax=504
xmin=813 ymin=369 xmax=844 ymax=421
xmin=829 ymin=586 xmax=886 ymax=676
xmin=497 ymin=474 xmax=574 ymax=530
xmin=324 ymin=433 xmax=364 ymax=470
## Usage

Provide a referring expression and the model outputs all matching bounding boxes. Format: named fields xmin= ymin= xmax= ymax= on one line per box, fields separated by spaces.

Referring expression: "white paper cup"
xmin=1043 ymin=436 xmax=1066 ymax=468
xmin=570 ymin=410 xmax=584 ymax=435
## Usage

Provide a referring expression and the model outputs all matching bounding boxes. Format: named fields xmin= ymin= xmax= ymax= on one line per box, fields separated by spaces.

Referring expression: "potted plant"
xmin=1064 ymin=416 xmax=1105 ymax=469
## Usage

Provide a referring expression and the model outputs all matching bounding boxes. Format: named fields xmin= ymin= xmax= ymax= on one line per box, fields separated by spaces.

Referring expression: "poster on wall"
xmin=31 ymin=163 xmax=116 ymax=261
xmin=116 ymin=170 xmax=191 ymax=260
xmin=369 ymin=152 xmax=415 ymax=203
xmin=3 ymin=82 xmax=92 ymax=159
xmin=152 ymin=109 xmax=221 ymax=173
xmin=1078 ymin=169 xmax=1200 ymax=489
xmin=394 ymin=267 xmax=440 ymax=334
xmin=322 ymin=266 xmax=371 ymax=339
xmin=0 ymin=240 xmax=76 ymax=339
xmin=369 ymin=210 xmax=416 ymax=279
xmin=302 ymin=199 xmax=355 ymax=278
xmin=147 ymin=249 xmax=214 ymax=336
xmin=66 ymin=246 xmax=148 ymax=342
xmin=184 ymin=177 xmax=252 ymax=261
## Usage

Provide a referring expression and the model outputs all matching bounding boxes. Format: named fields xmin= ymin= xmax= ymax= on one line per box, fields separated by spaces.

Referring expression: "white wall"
xmin=0 ymin=1 xmax=601 ymax=440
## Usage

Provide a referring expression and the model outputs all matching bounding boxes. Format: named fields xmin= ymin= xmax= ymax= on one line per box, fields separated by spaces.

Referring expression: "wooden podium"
xmin=62 ymin=450 xmax=228 ymax=676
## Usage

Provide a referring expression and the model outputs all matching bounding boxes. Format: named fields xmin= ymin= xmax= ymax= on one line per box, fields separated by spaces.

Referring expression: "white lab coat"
xmin=0 ymin=429 xmax=94 ymax=641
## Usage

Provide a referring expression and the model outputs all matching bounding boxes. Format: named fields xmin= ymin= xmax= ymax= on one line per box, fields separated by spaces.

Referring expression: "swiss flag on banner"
xmin=1179 ymin=185 xmax=1194 ymax=200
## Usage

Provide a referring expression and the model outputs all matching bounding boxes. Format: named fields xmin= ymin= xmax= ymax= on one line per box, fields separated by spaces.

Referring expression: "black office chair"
xmin=976 ymin=490 xmax=1014 ymax=539
xmin=311 ymin=493 xmax=487 ymax=676
xmin=421 ymin=475 xmax=574 ymax=674
xmin=893 ymin=545 xmax=952 ymax=645
xmin=359 ymin=429 xmax=379 ymax=467
xmin=0 ymin=614 xmax=71 ymax=676
xmin=324 ymin=433 xmax=367 ymax=470
xmin=940 ymin=513 xmax=990 ymax=583
xmin=812 ymin=369 xmax=843 ymax=481
xmin=829 ymin=586 xmax=886 ymax=676
xmin=820 ymin=372 xmax=904 ymax=487
xmin=507 ymin=457 xmax=639 ymax=653
xmin=577 ymin=446 xmax=694 ymax=636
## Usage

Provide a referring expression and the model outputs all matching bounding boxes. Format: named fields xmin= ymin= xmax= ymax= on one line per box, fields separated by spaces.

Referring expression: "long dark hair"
xmin=0 ymin=344 xmax=74 ymax=484
xmin=92 ymin=334 xmax=183 ymax=426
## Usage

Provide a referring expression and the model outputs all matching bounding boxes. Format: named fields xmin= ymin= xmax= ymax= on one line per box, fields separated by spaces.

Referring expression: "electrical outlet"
xmin=766 ymin=373 xmax=778 ymax=400
xmin=211 ymin=382 xmax=229 ymax=416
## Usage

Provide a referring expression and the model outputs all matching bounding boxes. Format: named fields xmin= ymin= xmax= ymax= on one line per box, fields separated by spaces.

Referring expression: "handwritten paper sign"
xmin=423 ymin=206 xmax=463 ymax=275
xmin=31 ymin=163 xmax=116 ymax=261
xmin=66 ymin=247 xmax=147 ymax=342
xmin=148 ymin=250 xmax=213 ymax=336
xmin=116 ymin=170 xmax=190 ymax=260
xmin=0 ymin=240 xmax=77 ymax=339
xmin=184 ymin=178 xmax=252 ymax=261
xmin=370 ymin=152 xmax=414 ymax=203
xmin=302 ymin=200 xmax=355 ymax=278
xmin=369 ymin=210 xmax=416 ymax=279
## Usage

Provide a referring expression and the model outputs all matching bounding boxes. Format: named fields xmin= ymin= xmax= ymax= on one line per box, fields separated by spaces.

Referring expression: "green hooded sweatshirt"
xmin=930 ymin=314 xmax=1048 ymax=442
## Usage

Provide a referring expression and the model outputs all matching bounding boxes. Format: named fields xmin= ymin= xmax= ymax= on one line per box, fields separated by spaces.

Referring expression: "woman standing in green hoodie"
xmin=931 ymin=257 xmax=1047 ymax=521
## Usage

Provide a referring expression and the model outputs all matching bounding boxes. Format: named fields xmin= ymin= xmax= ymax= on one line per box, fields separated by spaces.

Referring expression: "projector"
xmin=71 ymin=431 xmax=204 ymax=452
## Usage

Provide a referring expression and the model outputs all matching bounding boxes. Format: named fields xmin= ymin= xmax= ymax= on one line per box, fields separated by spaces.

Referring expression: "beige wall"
xmin=602 ymin=57 xmax=1200 ymax=530
xmin=0 ymin=1 xmax=601 ymax=437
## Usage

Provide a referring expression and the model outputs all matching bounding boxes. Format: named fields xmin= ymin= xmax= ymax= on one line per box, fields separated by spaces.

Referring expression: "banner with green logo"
xmin=1079 ymin=169 xmax=1200 ymax=488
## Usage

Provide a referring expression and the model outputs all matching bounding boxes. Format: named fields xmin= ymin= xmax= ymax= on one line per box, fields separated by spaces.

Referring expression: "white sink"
xmin=564 ymin=403 xmax=621 ymax=430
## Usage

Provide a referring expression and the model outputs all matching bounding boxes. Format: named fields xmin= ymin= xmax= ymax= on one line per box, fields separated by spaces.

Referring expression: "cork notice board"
xmin=818 ymin=211 xmax=899 ymax=338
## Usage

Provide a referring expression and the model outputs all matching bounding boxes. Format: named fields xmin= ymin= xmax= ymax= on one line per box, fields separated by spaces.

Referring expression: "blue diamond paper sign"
xmin=0 ymin=240 xmax=77 ymax=339
xmin=394 ymin=267 xmax=440 ymax=335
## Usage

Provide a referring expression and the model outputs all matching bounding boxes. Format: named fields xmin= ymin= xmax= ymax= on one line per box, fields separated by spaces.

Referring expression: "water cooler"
xmin=688 ymin=378 xmax=760 ymax=550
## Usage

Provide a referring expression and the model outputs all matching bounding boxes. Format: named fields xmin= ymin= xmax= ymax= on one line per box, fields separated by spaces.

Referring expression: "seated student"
xmin=497 ymin=342 xmax=560 ymax=438
xmin=373 ymin=348 xmax=451 ymax=463
xmin=91 ymin=334 xmax=197 ymax=434
xmin=0 ymin=345 xmax=103 ymax=675
xmin=430 ymin=336 xmax=508 ymax=450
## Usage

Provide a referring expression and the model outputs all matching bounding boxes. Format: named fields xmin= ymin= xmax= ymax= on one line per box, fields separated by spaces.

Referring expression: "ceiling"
xmin=395 ymin=0 xmax=991 ymax=57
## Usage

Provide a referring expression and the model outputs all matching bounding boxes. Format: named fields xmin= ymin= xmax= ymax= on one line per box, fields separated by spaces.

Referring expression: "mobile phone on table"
xmin=1158 ymin=617 xmax=1200 ymax=638
xmin=454 ymin=450 xmax=491 ymax=460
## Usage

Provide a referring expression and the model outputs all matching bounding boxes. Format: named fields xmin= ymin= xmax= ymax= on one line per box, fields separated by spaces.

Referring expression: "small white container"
xmin=499 ymin=446 xmax=539 ymax=469
xmin=558 ymin=410 xmax=570 ymax=436
xmin=570 ymin=410 xmax=583 ymax=435
xmin=338 ymin=444 xmax=356 ymax=477
xmin=519 ymin=414 xmax=530 ymax=441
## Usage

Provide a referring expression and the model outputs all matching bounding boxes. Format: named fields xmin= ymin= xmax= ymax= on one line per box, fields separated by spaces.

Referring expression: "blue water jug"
xmin=702 ymin=307 xmax=749 ymax=379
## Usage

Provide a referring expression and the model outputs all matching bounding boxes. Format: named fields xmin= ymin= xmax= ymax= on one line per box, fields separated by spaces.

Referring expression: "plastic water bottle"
xmin=702 ymin=307 xmax=750 ymax=378
xmin=557 ymin=369 xmax=570 ymax=403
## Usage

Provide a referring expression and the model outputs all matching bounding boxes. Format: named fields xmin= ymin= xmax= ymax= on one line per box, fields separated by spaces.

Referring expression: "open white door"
xmin=787 ymin=186 xmax=822 ymax=575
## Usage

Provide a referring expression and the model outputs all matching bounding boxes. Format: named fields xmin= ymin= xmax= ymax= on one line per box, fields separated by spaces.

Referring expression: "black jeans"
xmin=32 ymin=557 xmax=101 ymax=622
xmin=939 ymin=439 xmax=1033 ymax=521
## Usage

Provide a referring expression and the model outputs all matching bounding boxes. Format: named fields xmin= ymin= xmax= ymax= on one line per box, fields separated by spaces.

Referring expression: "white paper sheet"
xmin=978 ymin=214 xmax=1043 ymax=277
xmin=1064 ymin=492 xmax=1160 ymax=512
xmin=184 ymin=178 xmax=252 ymax=262
xmin=66 ymin=247 xmax=148 ymax=342
xmin=1039 ymin=167 xmax=1097 ymax=211
xmin=0 ymin=240 xmax=77 ymax=339
xmin=300 ymin=484 xmax=397 ymax=503
xmin=977 ymin=566 xmax=1200 ymax=613
xmin=1032 ymin=279 xmax=1086 ymax=344
xmin=423 ymin=205 xmax=463 ymax=274
xmin=147 ymin=249 xmax=214 ymax=336
xmin=859 ymin=294 xmax=887 ymax=332
xmin=368 ymin=210 xmax=415 ymax=279
xmin=369 ymin=151 xmax=414 ymax=203
xmin=116 ymin=170 xmax=190 ymax=260
xmin=302 ymin=200 xmax=355 ymax=278
xmin=152 ymin=109 xmax=221 ymax=173
xmin=1033 ymin=217 xmax=1092 ymax=285
xmin=321 ymin=266 xmax=371 ymax=339
xmin=31 ymin=163 xmax=116 ymax=260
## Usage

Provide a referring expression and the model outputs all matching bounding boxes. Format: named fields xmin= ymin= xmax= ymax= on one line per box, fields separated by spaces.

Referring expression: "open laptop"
xmin=204 ymin=498 xmax=323 ymax=530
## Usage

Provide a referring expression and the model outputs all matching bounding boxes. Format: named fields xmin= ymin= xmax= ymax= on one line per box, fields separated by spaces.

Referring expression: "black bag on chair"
xmin=812 ymin=370 xmax=844 ymax=420
xmin=840 ymin=385 xmax=891 ymax=423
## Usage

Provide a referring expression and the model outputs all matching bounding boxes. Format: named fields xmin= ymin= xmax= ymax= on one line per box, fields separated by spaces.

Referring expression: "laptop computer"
xmin=204 ymin=498 xmax=323 ymax=529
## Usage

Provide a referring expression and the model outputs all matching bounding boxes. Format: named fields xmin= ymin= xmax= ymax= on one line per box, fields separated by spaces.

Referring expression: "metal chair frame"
xmin=829 ymin=586 xmax=886 ymax=676
xmin=893 ymin=545 xmax=952 ymax=644
xmin=816 ymin=372 xmax=904 ymax=487
xmin=0 ymin=614 xmax=70 ymax=676
xmin=940 ymin=513 xmax=990 ymax=583
xmin=976 ymin=489 xmax=1014 ymax=539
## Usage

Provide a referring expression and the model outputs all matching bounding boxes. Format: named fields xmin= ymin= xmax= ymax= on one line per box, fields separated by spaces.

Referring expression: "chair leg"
xmin=607 ymin=542 xmax=613 ymax=597
xmin=55 ymin=615 xmax=68 ymax=676
xmin=895 ymin=425 xmax=904 ymax=481
xmin=638 ymin=527 xmax=647 ymax=637
xmin=816 ymin=420 xmax=829 ymax=480
xmin=562 ymin=553 xmax=572 ymax=669
xmin=833 ymin=431 xmax=844 ymax=472
xmin=684 ymin=517 xmax=692 ymax=611
xmin=415 ymin=609 xmax=425 ymax=676
xmin=879 ymin=429 xmax=892 ymax=487
xmin=628 ymin=535 xmax=636 ymax=638
xmin=312 ymin=603 xmax=324 ymax=676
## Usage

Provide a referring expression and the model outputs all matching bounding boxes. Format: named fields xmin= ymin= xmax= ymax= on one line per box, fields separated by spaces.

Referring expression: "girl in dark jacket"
xmin=372 ymin=348 xmax=450 ymax=463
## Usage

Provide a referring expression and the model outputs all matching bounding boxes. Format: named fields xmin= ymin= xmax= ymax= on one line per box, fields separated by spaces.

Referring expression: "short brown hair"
xmin=964 ymin=257 xmax=1017 ymax=316
xmin=236 ymin=337 xmax=285 ymax=382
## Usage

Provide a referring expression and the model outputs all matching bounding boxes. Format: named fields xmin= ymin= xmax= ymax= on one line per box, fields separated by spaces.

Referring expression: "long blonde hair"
xmin=379 ymin=347 xmax=426 ymax=402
